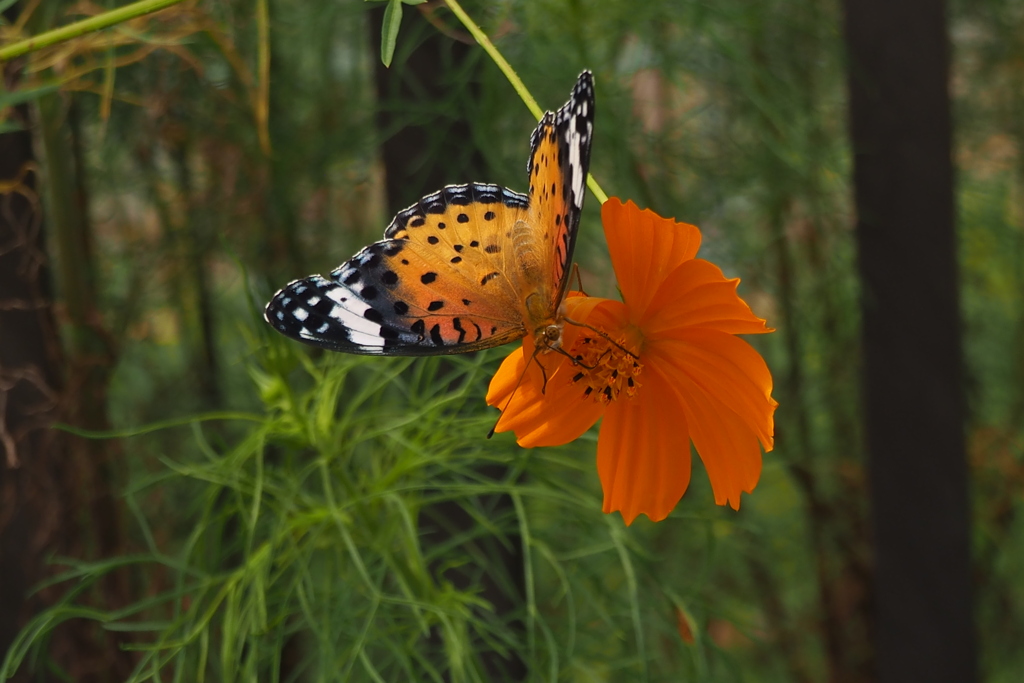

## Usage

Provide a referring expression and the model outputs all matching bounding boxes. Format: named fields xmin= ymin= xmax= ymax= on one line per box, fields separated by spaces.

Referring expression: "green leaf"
xmin=0 ymin=120 xmax=25 ymax=135
xmin=0 ymin=0 xmax=19 ymax=16
xmin=380 ymin=0 xmax=403 ymax=68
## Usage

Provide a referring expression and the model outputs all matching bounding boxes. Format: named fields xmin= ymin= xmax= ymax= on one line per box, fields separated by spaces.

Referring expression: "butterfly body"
xmin=265 ymin=72 xmax=595 ymax=356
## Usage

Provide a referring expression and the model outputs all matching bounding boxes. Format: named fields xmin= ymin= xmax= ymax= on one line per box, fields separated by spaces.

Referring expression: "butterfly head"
xmin=536 ymin=321 xmax=564 ymax=352
xmin=523 ymin=290 xmax=564 ymax=352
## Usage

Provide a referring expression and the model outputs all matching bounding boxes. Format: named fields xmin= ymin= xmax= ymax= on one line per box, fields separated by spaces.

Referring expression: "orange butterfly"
xmin=265 ymin=71 xmax=594 ymax=358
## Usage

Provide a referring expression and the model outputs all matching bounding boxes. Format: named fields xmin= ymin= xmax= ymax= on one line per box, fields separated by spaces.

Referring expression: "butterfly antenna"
xmin=563 ymin=315 xmax=640 ymax=360
xmin=487 ymin=344 xmax=545 ymax=439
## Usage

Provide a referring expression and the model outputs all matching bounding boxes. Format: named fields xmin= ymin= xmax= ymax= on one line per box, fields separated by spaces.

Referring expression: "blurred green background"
xmin=0 ymin=0 xmax=1021 ymax=681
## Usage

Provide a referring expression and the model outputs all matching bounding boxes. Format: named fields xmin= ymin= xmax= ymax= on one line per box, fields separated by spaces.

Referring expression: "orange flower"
xmin=487 ymin=198 xmax=777 ymax=524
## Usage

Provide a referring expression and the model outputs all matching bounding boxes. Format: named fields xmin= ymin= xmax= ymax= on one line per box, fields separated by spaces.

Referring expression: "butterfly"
xmin=264 ymin=71 xmax=594 ymax=357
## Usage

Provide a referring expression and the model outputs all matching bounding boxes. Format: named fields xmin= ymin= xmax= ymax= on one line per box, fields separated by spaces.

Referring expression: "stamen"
xmin=565 ymin=332 xmax=643 ymax=404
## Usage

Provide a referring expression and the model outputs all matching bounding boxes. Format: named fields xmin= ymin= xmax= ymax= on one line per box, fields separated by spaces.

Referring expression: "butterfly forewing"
xmin=265 ymin=184 xmax=531 ymax=355
xmin=265 ymin=71 xmax=596 ymax=355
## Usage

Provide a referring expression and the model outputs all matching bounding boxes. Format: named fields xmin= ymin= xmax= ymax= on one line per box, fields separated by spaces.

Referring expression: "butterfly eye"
xmin=544 ymin=324 xmax=562 ymax=345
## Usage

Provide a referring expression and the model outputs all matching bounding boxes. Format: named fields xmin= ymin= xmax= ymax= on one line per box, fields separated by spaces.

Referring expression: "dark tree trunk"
xmin=0 ymin=101 xmax=63 ymax=676
xmin=1 ymin=4 xmax=129 ymax=672
xmin=0 ymin=106 xmax=132 ymax=683
xmin=843 ymin=2 xmax=976 ymax=682
xmin=371 ymin=4 xmax=486 ymax=207
xmin=368 ymin=5 xmax=526 ymax=679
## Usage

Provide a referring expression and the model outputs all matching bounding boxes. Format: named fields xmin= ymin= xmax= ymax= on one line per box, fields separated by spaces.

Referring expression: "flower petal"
xmin=651 ymin=331 xmax=776 ymax=451
xmin=647 ymin=335 xmax=772 ymax=509
xmin=597 ymin=365 xmax=692 ymax=525
xmin=602 ymin=198 xmax=702 ymax=323
xmin=486 ymin=297 xmax=621 ymax=448
xmin=643 ymin=259 xmax=772 ymax=337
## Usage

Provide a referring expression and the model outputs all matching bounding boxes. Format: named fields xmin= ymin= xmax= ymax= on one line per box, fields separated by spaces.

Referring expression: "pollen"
xmin=568 ymin=333 xmax=642 ymax=404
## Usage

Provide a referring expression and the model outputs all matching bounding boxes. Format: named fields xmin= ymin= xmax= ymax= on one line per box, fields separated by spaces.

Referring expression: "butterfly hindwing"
xmin=526 ymin=71 xmax=595 ymax=313
xmin=265 ymin=184 xmax=531 ymax=355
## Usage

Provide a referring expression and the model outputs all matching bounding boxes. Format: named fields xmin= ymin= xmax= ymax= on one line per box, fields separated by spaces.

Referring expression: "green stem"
xmin=443 ymin=0 xmax=609 ymax=205
xmin=587 ymin=174 xmax=609 ymax=205
xmin=0 ymin=0 xmax=184 ymax=62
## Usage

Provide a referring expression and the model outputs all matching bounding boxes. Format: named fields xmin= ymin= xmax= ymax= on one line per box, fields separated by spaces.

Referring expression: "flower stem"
xmin=0 ymin=0 xmax=184 ymax=62
xmin=443 ymin=0 xmax=609 ymax=205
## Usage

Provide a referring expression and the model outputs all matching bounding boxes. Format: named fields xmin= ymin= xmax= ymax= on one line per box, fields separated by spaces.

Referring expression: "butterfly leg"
xmin=533 ymin=354 xmax=551 ymax=394
xmin=571 ymin=262 xmax=588 ymax=296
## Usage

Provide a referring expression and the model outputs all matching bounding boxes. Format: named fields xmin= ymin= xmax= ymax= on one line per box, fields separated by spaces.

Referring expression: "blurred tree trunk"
xmin=369 ymin=5 xmax=526 ymax=679
xmin=844 ymin=2 xmax=976 ymax=682
xmin=734 ymin=10 xmax=874 ymax=680
xmin=0 ymin=101 xmax=65 ymax=683
xmin=168 ymin=136 xmax=222 ymax=408
xmin=0 ymin=3 xmax=129 ymax=674
xmin=371 ymin=4 xmax=487 ymax=206
xmin=0 ymin=109 xmax=131 ymax=681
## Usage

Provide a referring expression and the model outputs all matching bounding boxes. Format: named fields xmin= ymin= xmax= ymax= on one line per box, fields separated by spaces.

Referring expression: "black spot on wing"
xmin=528 ymin=111 xmax=557 ymax=178
xmin=429 ymin=324 xmax=444 ymax=346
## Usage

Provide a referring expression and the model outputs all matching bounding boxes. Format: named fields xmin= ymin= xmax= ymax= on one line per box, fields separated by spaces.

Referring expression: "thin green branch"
xmin=443 ymin=0 xmax=609 ymax=204
xmin=0 ymin=0 xmax=184 ymax=62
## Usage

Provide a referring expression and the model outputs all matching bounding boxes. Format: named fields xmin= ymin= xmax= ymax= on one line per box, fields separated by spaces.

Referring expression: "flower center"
xmin=566 ymin=332 xmax=643 ymax=404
